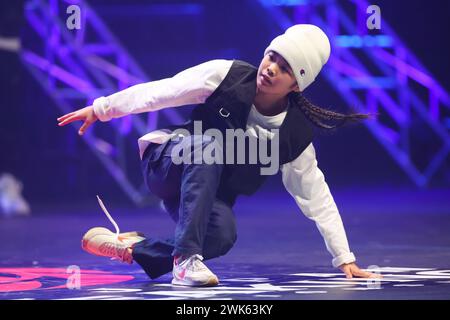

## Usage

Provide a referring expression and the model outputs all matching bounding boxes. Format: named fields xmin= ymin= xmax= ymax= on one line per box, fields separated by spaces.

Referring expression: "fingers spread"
xmin=58 ymin=115 xmax=81 ymax=126
xmin=78 ymin=120 xmax=92 ymax=135
xmin=368 ymin=273 xmax=383 ymax=279
xmin=57 ymin=112 xmax=75 ymax=121
xmin=354 ymin=269 xmax=380 ymax=278
xmin=344 ymin=269 xmax=353 ymax=279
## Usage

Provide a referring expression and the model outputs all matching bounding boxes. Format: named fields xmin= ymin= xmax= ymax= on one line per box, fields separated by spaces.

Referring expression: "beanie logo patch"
xmin=300 ymin=69 xmax=305 ymax=77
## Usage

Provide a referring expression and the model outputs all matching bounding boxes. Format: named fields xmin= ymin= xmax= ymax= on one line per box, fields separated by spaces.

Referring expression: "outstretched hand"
xmin=57 ymin=106 xmax=98 ymax=136
xmin=339 ymin=262 xmax=383 ymax=279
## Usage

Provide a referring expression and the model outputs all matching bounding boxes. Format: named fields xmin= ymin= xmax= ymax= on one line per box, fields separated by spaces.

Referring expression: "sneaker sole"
xmin=81 ymin=227 xmax=145 ymax=257
xmin=82 ymin=227 xmax=145 ymax=241
xmin=171 ymin=276 xmax=219 ymax=287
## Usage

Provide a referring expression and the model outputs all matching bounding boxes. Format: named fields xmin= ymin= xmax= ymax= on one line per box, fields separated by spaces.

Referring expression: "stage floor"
xmin=1 ymin=188 xmax=449 ymax=300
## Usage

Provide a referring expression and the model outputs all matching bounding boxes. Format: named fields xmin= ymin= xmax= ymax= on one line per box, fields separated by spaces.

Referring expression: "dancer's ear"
xmin=291 ymin=83 xmax=301 ymax=93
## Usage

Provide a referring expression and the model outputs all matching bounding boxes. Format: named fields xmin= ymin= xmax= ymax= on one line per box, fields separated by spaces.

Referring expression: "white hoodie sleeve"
xmin=280 ymin=142 xmax=356 ymax=268
xmin=92 ymin=59 xmax=233 ymax=122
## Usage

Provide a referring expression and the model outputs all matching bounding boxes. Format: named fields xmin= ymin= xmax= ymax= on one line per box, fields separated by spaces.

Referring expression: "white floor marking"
xmin=393 ymin=284 xmax=424 ymax=287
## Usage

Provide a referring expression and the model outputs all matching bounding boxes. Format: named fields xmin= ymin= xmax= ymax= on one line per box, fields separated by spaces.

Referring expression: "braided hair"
xmin=288 ymin=91 xmax=375 ymax=130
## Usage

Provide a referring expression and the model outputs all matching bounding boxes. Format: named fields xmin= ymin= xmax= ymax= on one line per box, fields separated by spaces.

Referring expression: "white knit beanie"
xmin=264 ymin=24 xmax=331 ymax=92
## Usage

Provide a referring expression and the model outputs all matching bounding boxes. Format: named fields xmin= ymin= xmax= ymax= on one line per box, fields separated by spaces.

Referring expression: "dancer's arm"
xmin=280 ymin=143 xmax=381 ymax=278
xmin=57 ymin=59 xmax=233 ymax=135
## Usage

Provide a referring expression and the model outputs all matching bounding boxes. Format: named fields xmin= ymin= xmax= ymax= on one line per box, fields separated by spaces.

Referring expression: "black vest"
xmin=165 ymin=60 xmax=314 ymax=206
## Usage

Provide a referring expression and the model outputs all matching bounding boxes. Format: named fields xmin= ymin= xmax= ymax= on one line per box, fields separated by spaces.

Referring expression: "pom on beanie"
xmin=264 ymin=24 xmax=331 ymax=92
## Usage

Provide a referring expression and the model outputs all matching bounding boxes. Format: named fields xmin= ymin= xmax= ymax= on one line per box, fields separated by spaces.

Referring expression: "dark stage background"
xmin=1 ymin=0 xmax=449 ymax=207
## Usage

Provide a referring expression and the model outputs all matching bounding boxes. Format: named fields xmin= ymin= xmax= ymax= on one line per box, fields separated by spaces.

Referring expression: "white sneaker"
xmin=81 ymin=227 xmax=145 ymax=264
xmin=171 ymin=254 xmax=219 ymax=287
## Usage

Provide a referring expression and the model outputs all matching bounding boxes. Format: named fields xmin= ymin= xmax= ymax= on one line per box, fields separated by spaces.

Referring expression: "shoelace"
xmin=97 ymin=195 xmax=121 ymax=237
xmin=179 ymin=254 xmax=207 ymax=272
xmin=96 ymin=195 xmax=127 ymax=262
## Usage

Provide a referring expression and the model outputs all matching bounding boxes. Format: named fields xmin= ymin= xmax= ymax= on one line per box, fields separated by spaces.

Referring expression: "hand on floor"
xmin=338 ymin=262 xmax=383 ymax=279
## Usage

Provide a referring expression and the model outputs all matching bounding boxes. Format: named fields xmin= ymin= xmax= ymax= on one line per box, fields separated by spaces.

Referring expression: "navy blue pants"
xmin=132 ymin=135 xmax=237 ymax=279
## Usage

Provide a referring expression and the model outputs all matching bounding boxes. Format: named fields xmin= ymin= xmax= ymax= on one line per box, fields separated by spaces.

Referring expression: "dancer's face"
xmin=256 ymin=51 xmax=300 ymax=95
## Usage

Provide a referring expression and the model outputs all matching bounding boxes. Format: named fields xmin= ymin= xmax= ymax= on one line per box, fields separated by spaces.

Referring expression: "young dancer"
xmin=58 ymin=24 xmax=382 ymax=286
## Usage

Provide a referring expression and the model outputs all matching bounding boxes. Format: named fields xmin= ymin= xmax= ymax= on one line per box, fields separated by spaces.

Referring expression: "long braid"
xmin=289 ymin=92 xmax=375 ymax=130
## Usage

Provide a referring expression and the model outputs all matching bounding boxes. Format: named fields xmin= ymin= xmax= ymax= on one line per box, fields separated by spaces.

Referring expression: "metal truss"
xmin=21 ymin=0 xmax=187 ymax=205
